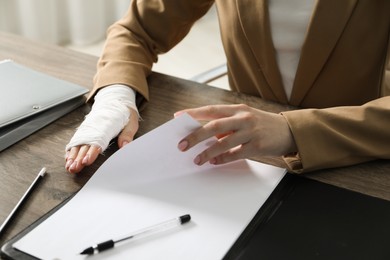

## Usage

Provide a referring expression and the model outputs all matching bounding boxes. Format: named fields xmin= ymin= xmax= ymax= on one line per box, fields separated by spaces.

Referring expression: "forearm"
xmin=281 ymin=96 xmax=390 ymax=173
xmin=91 ymin=0 xmax=214 ymax=101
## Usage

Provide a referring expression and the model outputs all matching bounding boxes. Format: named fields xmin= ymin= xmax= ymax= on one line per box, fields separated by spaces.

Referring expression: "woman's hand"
xmin=65 ymin=107 xmax=139 ymax=174
xmin=176 ymin=104 xmax=297 ymax=166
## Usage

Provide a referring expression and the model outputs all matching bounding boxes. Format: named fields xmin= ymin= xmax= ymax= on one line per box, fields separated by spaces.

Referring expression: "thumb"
xmin=118 ymin=108 xmax=139 ymax=148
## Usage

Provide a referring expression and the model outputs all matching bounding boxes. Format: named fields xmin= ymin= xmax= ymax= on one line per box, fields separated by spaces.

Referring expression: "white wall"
xmin=0 ymin=0 xmax=130 ymax=45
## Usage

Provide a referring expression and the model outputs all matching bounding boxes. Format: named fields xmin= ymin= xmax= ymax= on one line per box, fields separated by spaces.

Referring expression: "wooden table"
xmin=1 ymin=32 xmax=389 ymax=252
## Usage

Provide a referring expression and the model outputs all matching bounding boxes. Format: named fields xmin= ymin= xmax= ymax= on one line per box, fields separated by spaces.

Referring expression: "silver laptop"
xmin=0 ymin=60 xmax=89 ymax=151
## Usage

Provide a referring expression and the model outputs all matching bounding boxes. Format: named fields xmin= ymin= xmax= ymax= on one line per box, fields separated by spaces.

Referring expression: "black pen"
xmin=80 ymin=214 xmax=191 ymax=255
xmin=0 ymin=167 xmax=46 ymax=237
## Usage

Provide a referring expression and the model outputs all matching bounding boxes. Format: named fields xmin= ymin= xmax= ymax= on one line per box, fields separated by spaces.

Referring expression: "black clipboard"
xmin=2 ymin=174 xmax=390 ymax=260
xmin=224 ymin=174 xmax=390 ymax=260
xmin=1 ymin=195 xmax=73 ymax=260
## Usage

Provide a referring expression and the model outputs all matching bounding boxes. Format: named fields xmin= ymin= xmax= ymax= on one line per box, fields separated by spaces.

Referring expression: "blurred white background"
xmin=0 ymin=0 xmax=228 ymax=89
xmin=0 ymin=0 xmax=129 ymax=45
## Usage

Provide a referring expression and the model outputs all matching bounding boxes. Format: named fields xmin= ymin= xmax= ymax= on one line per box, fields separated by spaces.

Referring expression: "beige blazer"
xmin=92 ymin=0 xmax=390 ymax=173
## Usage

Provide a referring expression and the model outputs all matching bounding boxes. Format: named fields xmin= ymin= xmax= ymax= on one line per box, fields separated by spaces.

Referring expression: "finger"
xmin=176 ymin=104 xmax=248 ymax=121
xmin=212 ymin=134 xmax=277 ymax=165
xmin=65 ymin=146 xmax=79 ymax=170
xmin=81 ymin=145 xmax=101 ymax=166
xmin=211 ymin=144 xmax=249 ymax=165
xmin=173 ymin=110 xmax=185 ymax=118
xmin=178 ymin=117 xmax=240 ymax=152
xmin=193 ymin=131 xmax=250 ymax=165
xmin=75 ymin=145 xmax=90 ymax=163
xmin=118 ymin=108 xmax=139 ymax=148
xmin=67 ymin=145 xmax=90 ymax=174
xmin=66 ymin=146 xmax=81 ymax=173
xmin=65 ymin=145 xmax=102 ymax=174
xmin=215 ymin=131 xmax=234 ymax=139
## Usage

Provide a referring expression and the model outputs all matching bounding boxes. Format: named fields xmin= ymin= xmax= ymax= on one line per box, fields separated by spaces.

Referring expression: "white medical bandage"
xmin=65 ymin=84 xmax=138 ymax=153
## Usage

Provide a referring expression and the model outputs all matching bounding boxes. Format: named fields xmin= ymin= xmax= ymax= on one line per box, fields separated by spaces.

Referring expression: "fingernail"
xmin=174 ymin=111 xmax=183 ymax=118
xmin=65 ymin=159 xmax=73 ymax=169
xmin=194 ymin=155 xmax=201 ymax=165
xmin=65 ymin=151 xmax=69 ymax=159
xmin=210 ymin=158 xmax=217 ymax=165
xmin=122 ymin=141 xmax=129 ymax=147
xmin=178 ymin=140 xmax=189 ymax=151
xmin=82 ymin=155 xmax=89 ymax=165
xmin=70 ymin=161 xmax=78 ymax=171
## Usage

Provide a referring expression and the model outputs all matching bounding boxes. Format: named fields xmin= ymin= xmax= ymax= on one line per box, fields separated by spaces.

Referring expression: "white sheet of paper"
xmin=14 ymin=114 xmax=286 ymax=260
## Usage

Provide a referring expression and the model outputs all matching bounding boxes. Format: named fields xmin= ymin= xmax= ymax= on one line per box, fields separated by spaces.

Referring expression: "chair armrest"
xmin=190 ymin=63 xmax=227 ymax=84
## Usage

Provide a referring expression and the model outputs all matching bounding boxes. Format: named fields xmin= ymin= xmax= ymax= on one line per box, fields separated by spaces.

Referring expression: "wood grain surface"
xmin=0 ymin=32 xmax=389 ymax=252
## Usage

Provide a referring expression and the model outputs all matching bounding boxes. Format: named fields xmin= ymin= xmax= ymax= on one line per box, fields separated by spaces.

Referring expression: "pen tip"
xmin=80 ymin=247 xmax=94 ymax=255
xmin=180 ymin=214 xmax=191 ymax=224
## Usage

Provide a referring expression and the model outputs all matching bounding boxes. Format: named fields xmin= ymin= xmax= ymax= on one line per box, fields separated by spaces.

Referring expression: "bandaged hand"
xmin=65 ymin=85 xmax=139 ymax=174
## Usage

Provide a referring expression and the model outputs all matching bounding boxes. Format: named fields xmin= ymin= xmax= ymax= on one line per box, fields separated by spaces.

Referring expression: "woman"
xmin=65 ymin=0 xmax=390 ymax=174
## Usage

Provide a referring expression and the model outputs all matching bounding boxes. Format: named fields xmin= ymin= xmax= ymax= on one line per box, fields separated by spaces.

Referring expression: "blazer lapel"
xmin=289 ymin=0 xmax=358 ymax=106
xmin=236 ymin=0 xmax=288 ymax=104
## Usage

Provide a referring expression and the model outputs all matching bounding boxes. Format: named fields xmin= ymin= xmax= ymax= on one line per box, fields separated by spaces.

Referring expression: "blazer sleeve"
xmin=281 ymin=96 xmax=390 ymax=173
xmin=89 ymin=0 xmax=214 ymax=101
